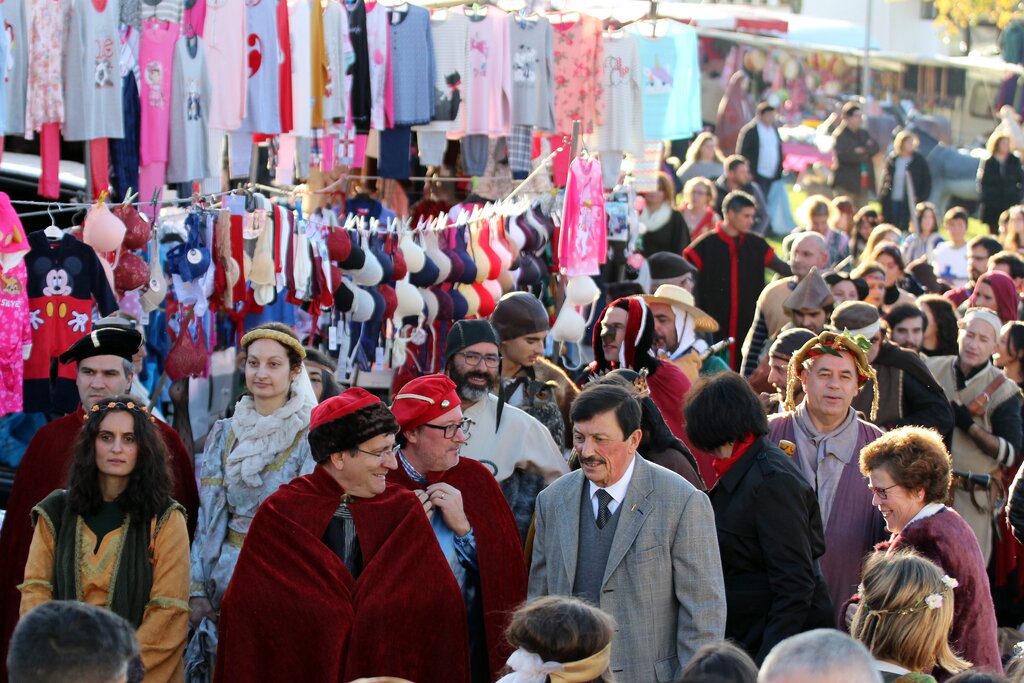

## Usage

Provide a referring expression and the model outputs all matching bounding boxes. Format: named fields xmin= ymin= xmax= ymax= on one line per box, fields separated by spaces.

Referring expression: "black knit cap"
xmin=444 ymin=319 xmax=499 ymax=365
xmin=489 ymin=292 xmax=549 ymax=342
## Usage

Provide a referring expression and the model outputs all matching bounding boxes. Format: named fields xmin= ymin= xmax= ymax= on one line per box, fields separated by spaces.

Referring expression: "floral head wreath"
xmin=859 ymin=575 xmax=959 ymax=616
xmin=89 ymin=400 xmax=157 ymax=424
xmin=785 ymin=330 xmax=879 ymax=421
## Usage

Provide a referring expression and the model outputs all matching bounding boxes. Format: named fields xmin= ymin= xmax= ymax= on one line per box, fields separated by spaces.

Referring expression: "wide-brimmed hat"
xmin=642 ymin=284 xmax=718 ymax=333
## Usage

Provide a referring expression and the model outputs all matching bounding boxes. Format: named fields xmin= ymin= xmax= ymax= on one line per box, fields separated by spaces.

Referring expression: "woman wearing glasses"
xmin=188 ymin=323 xmax=317 ymax=653
xmin=852 ymin=427 xmax=1001 ymax=677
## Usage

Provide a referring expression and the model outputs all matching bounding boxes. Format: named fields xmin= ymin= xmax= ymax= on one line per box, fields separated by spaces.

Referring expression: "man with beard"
xmin=388 ymin=374 xmax=527 ymax=683
xmin=832 ymin=301 xmax=953 ymax=437
xmin=442 ymin=319 xmax=566 ymax=542
xmin=885 ymin=303 xmax=928 ymax=352
xmin=644 ymin=284 xmax=728 ymax=384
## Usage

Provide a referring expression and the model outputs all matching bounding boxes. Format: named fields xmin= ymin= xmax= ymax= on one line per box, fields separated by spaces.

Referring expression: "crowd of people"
xmin=15 ymin=100 xmax=1024 ymax=683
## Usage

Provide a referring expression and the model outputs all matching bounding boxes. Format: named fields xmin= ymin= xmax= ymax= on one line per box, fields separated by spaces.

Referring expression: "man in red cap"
xmin=389 ymin=374 xmax=526 ymax=683
xmin=215 ymin=387 xmax=470 ymax=683
xmin=0 ymin=320 xmax=198 ymax=683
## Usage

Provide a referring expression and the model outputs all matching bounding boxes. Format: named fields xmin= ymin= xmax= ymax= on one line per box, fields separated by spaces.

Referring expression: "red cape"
xmin=215 ymin=467 xmax=469 ymax=683
xmin=0 ymin=411 xmax=199 ymax=682
xmin=388 ymin=456 xmax=527 ymax=681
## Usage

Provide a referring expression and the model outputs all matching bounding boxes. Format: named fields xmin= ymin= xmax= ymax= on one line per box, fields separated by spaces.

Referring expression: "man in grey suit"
xmin=528 ymin=383 xmax=726 ymax=682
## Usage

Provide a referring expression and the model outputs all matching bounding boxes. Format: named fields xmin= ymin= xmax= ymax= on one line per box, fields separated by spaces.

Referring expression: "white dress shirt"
xmin=756 ymin=121 xmax=780 ymax=179
xmin=588 ymin=454 xmax=638 ymax=519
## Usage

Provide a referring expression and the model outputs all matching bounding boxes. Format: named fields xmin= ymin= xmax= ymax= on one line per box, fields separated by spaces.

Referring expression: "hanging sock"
xmin=89 ymin=139 xmax=110 ymax=199
xmin=38 ymin=124 xmax=61 ymax=199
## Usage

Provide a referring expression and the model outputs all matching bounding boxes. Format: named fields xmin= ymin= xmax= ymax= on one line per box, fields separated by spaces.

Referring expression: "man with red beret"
xmin=214 ymin=387 xmax=470 ymax=683
xmin=389 ymin=374 xmax=527 ymax=683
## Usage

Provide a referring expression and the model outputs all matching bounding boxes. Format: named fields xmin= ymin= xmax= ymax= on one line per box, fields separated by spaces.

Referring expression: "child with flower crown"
xmin=851 ymin=550 xmax=971 ymax=682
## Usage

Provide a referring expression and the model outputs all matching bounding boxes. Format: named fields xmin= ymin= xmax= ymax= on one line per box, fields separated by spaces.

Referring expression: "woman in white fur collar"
xmin=187 ymin=322 xmax=317 ymax=661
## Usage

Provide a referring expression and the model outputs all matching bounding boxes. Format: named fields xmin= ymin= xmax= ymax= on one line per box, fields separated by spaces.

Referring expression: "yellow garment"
xmin=310 ymin=0 xmax=328 ymax=126
xmin=20 ymin=511 xmax=190 ymax=683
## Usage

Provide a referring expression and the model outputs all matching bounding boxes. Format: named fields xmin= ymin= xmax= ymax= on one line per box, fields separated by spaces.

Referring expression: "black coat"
xmin=978 ymin=154 xmax=1024 ymax=224
xmin=737 ymin=119 xmax=783 ymax=181
xmin=831 ymin=125 xmax=879 ymax=195
xmin=639 ymin=209 xmax=690 ymax=257
xmin=878 ymin=151 xmax=932 ymax=220
xmin=709 ymin=437 xmax=834 ymax=664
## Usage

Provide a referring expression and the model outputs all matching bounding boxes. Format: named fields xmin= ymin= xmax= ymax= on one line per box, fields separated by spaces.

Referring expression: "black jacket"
xmin=978 ymin=154 xmax=1024 ymax=212
xmin=639 ymin=209 xmax=690 ymax=257
xmin=714 ymin=175 xmax=770 ymax=236
xmin=709 ymin=437 xmax=834 ymax=663
xmin=878 ymin=151 xmax=932 ymax=219
xmin=831 ymin=125 xmax=879 ymax=195
xmin=737 ymin=119 xmax=783 ymax=181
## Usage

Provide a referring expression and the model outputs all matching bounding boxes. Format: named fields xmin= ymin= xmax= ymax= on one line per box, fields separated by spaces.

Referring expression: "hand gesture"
xmin=426 ymin=483 xmax=471 ymax=537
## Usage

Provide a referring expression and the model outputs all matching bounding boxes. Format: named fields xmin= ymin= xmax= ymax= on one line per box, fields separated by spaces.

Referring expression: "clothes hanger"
xmin=44 ymin=204 xmax=63 ymax=241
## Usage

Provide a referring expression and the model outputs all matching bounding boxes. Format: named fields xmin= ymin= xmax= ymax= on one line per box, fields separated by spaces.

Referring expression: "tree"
xmin=927 ymin=0 xmax=1022 ymax=34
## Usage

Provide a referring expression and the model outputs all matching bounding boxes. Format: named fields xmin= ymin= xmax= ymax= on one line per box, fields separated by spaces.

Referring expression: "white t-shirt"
xmin=932 ymin=242 xmax=969 ymax=287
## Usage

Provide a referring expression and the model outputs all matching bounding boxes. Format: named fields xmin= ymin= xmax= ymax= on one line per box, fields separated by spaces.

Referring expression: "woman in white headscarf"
xmin=187 ymin=323 xmax=317 ymax=638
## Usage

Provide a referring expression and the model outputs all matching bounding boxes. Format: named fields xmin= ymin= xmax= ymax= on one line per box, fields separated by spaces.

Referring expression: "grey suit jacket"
xmin=528 ymin=455 xmax=726 ymax=682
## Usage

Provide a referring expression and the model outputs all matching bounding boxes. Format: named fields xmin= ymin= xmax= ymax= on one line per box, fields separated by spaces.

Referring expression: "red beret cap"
xmin=310 ymin=387 xmax=382 ymax=432
xmin=390 ymin=374 xmax=461 ymax=432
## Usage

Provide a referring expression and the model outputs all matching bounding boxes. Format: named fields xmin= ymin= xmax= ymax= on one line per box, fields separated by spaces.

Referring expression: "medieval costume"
xmin=581 ymin=297 xmax=691 ymax=446
xmin=768 ymin=332 xmax=887 ymax=621
xmin=189 ymin=328 xmax=317 ymax=663
xmin=390 ymin=376 xmax=527 ymax=683
xmin=215 ymin=390 xmax=470 ymax=683
xmin=924 ymin=311 xmax=1023 ymax=564
xmin=0 ymin=327 xmax=199 ymax=681
xmin=684 ymin=225 xmax=782 ymax=370
xmin=852 ymin=341 xmax=953 ymax=436
xmin=643 ymin=284 xmax=727 ymax=387
xmin=870 ymin=505 xmax=1001 ymax=677
xmin=21 ymin=492 xmax=189 ymax=683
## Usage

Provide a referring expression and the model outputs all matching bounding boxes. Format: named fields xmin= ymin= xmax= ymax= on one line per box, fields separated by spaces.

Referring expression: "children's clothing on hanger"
xmin=558 ymin=156 xmax=606 ymax=277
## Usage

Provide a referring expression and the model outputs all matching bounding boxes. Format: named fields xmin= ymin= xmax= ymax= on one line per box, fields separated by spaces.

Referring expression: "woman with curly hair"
xmin=20 ymin=396 xmax=189 ymax=683
xmin=851 ymin=550 xmax=971 ymax=682
xmin=188 ymin=322 xmax=317 ymax=642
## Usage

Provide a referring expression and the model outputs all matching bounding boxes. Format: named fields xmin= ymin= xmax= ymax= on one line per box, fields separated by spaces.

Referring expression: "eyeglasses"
xmin=422 ymin=418 xmax=474 ymax=439
xmin=457 ymin=351 xmax=501 ymax=368
xmin=353 ymin=443 xmax=401 ymax=459
xmin=868 ymin=483 xmax=901 ymax=500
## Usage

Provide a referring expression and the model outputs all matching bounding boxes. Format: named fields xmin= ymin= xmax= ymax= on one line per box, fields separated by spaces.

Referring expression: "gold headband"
xmin=549 ymin=644 xmax=612 ymax=683
xmin=240 ymin=329 xmax=306 ymax=360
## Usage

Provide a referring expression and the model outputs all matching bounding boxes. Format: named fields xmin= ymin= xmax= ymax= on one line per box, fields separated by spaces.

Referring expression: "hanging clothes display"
xmin=139 ymin=18 xmax=179 ymax=166
xmin=462 ymin=6 xmax=511 ymax=137
xmin=551 ymin=12 xmax=603 ymax=135
xmin=321 ymin=0 xmax=352 ymax=125
xmin=167 ymin=34 xmax=215 ymax=183
xmin=240 ymin=0 xmax=281 ymax=135
xmin=365 ymin=0 xmax=389 ymax=131
xmin=276 ymin=0 xmax=294 ymax=134
xmin=3 ymin=0 xmax=29 ymax=136
xmin=508 ymin=13 xmax=555 ymax=133
xmin=203 ymin=0 xmax=246 ymax=132
xmin=558 ymin=156 xmax=606 ymax=277
xmin=413 ymin=8 xmax=468 ymax=165
xmin=389 ymin=4 xmax=434 ymax=127
xmin=288 ymin=0 xmax=312 ymax=137
xmin=598 ymin=30 xmax=643 ymax=187
xmin=62 ymin=0 xmax=125 ymax=141
xmin=23 ymin=232 xmax=118 ymax=414
xmin=344 ymin=0 xmax=371 ymax=133
xmin=0 ymin=198 xmax=30 ymax=417
xmin=629 ymin=21 xmax=702 ymax=141
xmin=309 ymin=0 xmax=328 ymax=128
